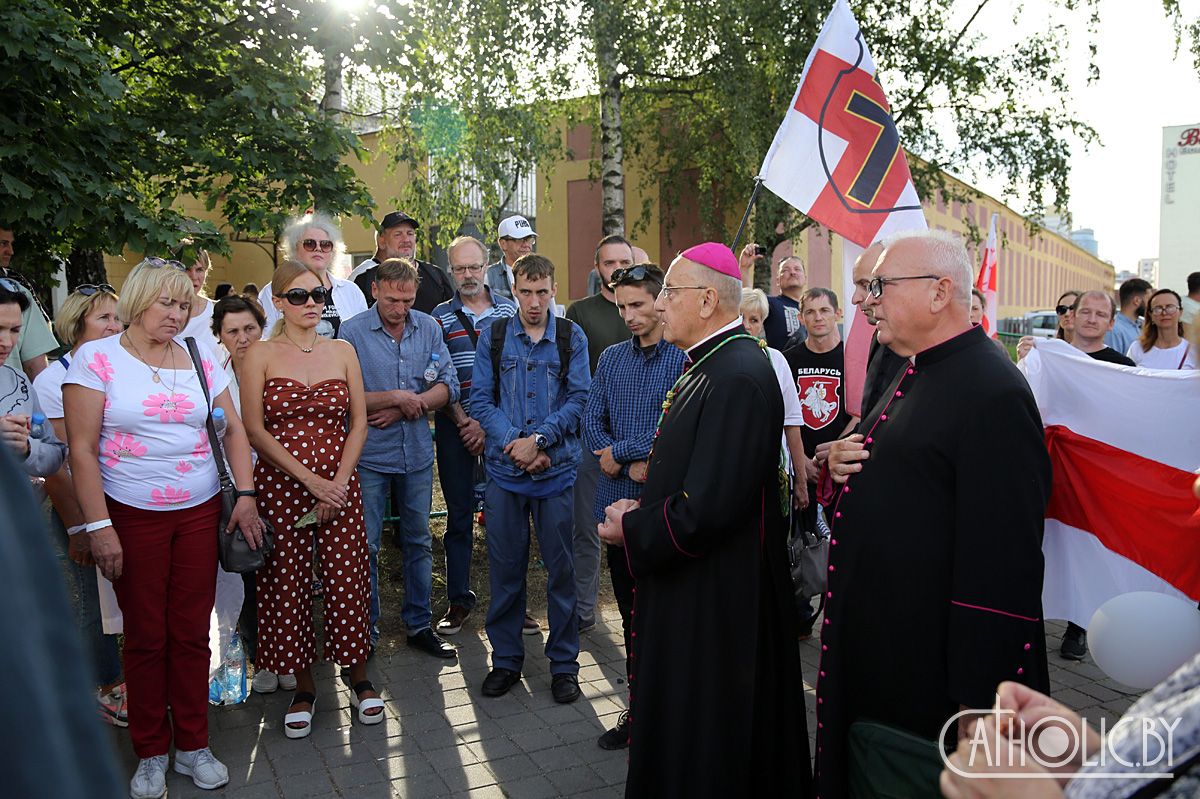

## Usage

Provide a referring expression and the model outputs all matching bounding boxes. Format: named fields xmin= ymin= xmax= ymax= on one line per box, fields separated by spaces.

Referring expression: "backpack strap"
xmin=489 ymin=316 xmax=509 ymax=405
xmin=555 ymin=317 xmax=574 ymax=392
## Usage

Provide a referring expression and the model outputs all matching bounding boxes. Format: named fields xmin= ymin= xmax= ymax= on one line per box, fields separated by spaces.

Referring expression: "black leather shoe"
xmin=407 ymin=628 xmax=457 ymax=659
xmin=597 ymin=710 xmax=630 ymax=750
xmin=551 ymin=673 xmax=581 ymax=704
xmin=481 ymin=668 xmax=522 ymax=697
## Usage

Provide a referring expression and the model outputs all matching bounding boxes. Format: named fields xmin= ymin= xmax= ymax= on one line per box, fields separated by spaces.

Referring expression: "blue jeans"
xmin=484 ymin=481 xmax=579 ymax=675
xmin=359 ymin=464 xmax=435 ymax=639
xmin=434 ymin=414 xmax=477 ymax=611
xmin=571 ymin=448 xmax=601 ymax=624
xmin=47 ymin=504 xmax=122 ymax=686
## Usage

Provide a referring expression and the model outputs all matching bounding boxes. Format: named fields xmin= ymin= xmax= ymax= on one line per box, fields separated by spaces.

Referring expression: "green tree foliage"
xmin=0 ymin=0 xmax=377 ymax=282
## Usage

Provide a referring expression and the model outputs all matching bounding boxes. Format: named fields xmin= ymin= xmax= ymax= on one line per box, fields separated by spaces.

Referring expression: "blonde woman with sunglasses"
xmin=257 ymin=212 xmax=367 ymax=338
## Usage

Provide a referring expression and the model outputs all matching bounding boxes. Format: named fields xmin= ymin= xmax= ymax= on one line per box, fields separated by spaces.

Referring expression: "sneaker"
xmin=98 ymin=683 xmax=129 ymax=728
xmin=278 ymin=672 xmax=298 ymax=691
xmin=129 ymin=754 xmax=168 ymax=799
xmin=174 ymin=747 xmax=229 ymax=790
xmin=522 ymin=614 xmax=540 ymax=636
xmin=251 ymin=669 xmax=279 ymax=693
xmin=597 ymin=710 xmax=630 ymax=750
xmin=1060 ymin=628 xmax=1088 ymax=661
xmin=437 ymin=604 xmax=472 ymax=635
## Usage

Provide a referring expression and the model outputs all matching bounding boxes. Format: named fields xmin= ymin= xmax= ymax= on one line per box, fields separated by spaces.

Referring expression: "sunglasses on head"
xmin=301 ymin=238 xmax=335 ymax=253
xmin=77 ymin=283 xmax=117 ymax=297
xmin=276 ymin=286 xmax=330 ymax=306
xmin=143 ymin=257 xmax=187 ymax=272
xmin=609 ymin=264 xmax=663 ymax=287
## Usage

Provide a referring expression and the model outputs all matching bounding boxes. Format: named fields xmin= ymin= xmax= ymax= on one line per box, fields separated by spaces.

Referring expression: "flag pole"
xmin=730 ymin=176 xmax=764 ymax=253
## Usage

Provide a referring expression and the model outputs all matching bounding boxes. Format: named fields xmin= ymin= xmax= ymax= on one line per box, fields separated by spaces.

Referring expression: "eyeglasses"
xmin=142 ymin=257 xmax=187 ymax=271
xmin=1150 ymin=304 xmax=1181 ymax=315
xmin=450 ymin=264 xmax=485 ymax=275
xmin=867 ymin=274 xmax=941 ymax=298
xmin=609 ymin=264 xmax=664 ymax=287
xmin=276 ymin=287 xmax=330 ymax=306
xmin=77 ymin=283 xmax=117 ymax=297
xmin=1055 ymin=304 xmax=1072 ymax=316
xmin=659 ymin=284 xmax=710 ymax=300
xmin=301 ymin=239 xmax=335 ymax=253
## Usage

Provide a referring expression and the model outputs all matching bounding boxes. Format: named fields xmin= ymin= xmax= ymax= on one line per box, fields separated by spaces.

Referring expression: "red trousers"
xmin=108 ymin=495 xmax=219 ymax=758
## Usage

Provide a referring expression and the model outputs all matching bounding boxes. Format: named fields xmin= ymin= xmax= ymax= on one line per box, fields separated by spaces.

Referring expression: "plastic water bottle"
xmin=423 ymin=352 xmax=440 ymax=383
xmin=209 ymin=631 xmax=248 ymax=706
xmin=211 ymin=406 xmax=227 ymax=439
xmin=29 ymin=412 xmax=48 ymax=440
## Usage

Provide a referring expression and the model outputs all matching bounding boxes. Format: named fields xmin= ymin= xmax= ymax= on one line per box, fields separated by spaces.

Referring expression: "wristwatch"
xmin=534 ymin=433 xmax=549 ymax=451
xmin=235 ymin=489 xmax=258 ymax=498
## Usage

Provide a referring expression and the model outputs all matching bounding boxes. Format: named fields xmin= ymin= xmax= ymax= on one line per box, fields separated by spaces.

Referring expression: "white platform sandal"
xmin=284 ymin=692 xmax=316 ymax=739
xmin=350 ymin=680 xmax=385 ymax=725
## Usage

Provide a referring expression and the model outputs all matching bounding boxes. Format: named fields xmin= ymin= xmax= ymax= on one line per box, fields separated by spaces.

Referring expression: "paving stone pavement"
xmin=107 ymin=612 xmax=1144 ymax=797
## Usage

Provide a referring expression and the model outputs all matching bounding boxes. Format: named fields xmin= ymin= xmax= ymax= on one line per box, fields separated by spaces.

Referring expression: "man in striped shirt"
xmin=431 ymin=236 xmax=516 ymax=635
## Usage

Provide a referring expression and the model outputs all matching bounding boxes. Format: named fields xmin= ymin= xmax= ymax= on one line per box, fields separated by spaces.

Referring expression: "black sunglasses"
xmin=77 ymin=283 xmax=117 ymax=297
xmin=142 ymin=257 xmax=187 ymax=272
xmin=301 ymin=238 xmax=335 ymax=253
xmin=1055 ymin=304 xmax=1071 ymax=315
xmin=276 ymin=286 xmax=330 ymax=306
xmin=609 ymin=264 xmax=664 ymax=287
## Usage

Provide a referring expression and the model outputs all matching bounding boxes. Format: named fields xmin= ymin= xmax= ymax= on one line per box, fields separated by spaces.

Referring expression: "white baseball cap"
xmin=497 ymin=215 xmax=537 ymax=240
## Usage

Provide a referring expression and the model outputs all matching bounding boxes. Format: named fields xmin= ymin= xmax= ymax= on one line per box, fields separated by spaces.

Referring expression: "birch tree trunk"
xmin=595 ymin=24 xmax=625 ymax=236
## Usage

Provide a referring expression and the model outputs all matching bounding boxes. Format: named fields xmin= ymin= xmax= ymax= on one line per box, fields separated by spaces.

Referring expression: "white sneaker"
xmin=251 ymin=669 xmax=279 ymax=693
xmin=129 ymin=755 xmax=168 ymax=799
xmin=278 ymin=672 xmax=297 ymax=690
xmin=174 ymin=747 xmax=229 ymax=790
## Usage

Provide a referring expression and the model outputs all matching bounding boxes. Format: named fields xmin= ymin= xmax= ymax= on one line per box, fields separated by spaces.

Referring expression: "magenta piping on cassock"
xmin=950 ymin=600 xmax=1040 ymax=623
xmin=664 ymin=498 xmax=698 ymax=558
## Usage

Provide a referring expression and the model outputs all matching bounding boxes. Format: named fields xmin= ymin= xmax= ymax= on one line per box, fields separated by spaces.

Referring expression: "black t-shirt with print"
xmin=783 ymin=340 xmax=851 ymax=456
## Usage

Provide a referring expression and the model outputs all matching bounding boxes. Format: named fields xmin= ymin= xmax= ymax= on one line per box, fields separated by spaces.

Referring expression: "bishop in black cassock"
xmin=819 ymin=232 xmax=1051 ymax=797
xmin=599 ymin=243 xmax=811 ymax=799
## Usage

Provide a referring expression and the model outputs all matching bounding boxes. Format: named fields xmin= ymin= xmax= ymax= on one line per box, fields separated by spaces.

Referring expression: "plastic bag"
xmin=208 ymin=631 xmax=248 ymax=706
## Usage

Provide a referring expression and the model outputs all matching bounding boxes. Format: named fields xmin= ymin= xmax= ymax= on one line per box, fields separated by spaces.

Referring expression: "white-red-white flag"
xmin=759 ymin=0 xmax=926 ymax=415
xmin=975 ymin=213 xmax=999 ymax=338
xmin=1019 ymin=340 xmax=1200 ymax=628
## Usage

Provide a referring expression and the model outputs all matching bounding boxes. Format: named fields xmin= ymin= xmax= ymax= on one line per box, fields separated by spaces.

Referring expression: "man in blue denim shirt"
xmin=470 ymin=254 xmax=590 ymax=703
xmin=337 ymin=258 xmax=460 ymax=660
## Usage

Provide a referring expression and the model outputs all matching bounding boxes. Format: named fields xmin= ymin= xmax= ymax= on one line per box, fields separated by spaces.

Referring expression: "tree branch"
xmin=892 ymin=0 xmax=993 ymax=125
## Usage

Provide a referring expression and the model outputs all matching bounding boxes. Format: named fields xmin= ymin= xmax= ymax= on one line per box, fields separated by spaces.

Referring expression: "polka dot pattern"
xmin=253 ymin=378 xmax=371 ymax=673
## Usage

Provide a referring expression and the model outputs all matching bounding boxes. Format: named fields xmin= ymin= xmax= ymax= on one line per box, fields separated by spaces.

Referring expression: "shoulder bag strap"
xmin=490 ymin=316 xmax=508 ymax=404
xmin=454 ymin=309 xmax=479 ymax=347
xmin=184 ymin=337 xmax=234 ymax=489
xmin=555 ymin=317 xmax=574 ymax=391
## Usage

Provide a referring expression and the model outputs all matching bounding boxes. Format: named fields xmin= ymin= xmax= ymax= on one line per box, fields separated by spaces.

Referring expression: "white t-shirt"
xmin=1126 ymin=339 xmax=1196 ymax=370
xmin=180 ymin=297 xmax=219 ymax=352
xmin=64 ymin=333 xmax=230 ymax=510
xmin=768 ymin=346 xmax=805 ymax=472
xmin=32 ymin=354 xmax=71 ymax=418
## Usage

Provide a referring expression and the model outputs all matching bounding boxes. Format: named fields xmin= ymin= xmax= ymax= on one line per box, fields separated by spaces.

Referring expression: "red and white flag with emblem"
xmin=758 ymin=0 xmax=927 ymax=416
xmin=1020 ymin=340 xmax=1200 ymax=627
xmin=975 ymin=213 xmax=999 ymax=338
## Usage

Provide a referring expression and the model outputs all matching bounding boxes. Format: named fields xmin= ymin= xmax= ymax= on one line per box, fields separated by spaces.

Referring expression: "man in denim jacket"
xmin=470 ymin=254 xmax=590 ymax=703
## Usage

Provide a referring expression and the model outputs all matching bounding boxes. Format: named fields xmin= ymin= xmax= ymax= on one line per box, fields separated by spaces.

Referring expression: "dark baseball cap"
xmin=380 ymin=211 xmax=419 ymax=230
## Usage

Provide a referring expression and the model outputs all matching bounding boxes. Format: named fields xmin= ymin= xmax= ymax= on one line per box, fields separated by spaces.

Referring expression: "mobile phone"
xmin=754 ymin=245 xmax=768 ymax=256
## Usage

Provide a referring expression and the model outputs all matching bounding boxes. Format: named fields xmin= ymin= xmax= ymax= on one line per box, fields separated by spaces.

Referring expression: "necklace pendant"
xmin=152 ymin=373 xmax=161 ymax=384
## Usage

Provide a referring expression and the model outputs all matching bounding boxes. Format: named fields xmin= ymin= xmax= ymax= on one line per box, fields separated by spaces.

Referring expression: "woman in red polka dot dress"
xmin=241 ymin=261 xmax=384 ymax=738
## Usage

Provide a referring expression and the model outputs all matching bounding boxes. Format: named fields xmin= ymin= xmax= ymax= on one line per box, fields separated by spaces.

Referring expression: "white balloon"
xmin=1089 ymin=592 xmax=1200 ymax=690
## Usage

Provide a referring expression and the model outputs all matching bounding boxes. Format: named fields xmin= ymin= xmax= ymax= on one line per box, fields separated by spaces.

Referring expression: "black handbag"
xmin=788 ymin=501 xmax=830 ymax=603
xmin=184 ymin=337 xmax=274 ymax=573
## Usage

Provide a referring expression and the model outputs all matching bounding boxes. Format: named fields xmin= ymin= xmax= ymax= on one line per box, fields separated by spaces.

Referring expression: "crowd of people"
xmin=2 ymin=213 xmax=1197 ymax=799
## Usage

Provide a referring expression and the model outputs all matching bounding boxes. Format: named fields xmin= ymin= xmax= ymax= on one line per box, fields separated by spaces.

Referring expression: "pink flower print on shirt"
xmin=88 ymin=352 xmax=115 ymax=383
xmin=201 ymin=358 xmax=215 ymax=389
xmin=175 ymin=460 xmax=194 ymax=476
xmin=102 ymin=432 xmax=148 ymax=468
xmin=143 ymin=392 xmax=195 ymax=423
xmin=150 ymin=485 xmax=191 ymax=506
xmin=192 ymin=429 xmax=211 ymax=459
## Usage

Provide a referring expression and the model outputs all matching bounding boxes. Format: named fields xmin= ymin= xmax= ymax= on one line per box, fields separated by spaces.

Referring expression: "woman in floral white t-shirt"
xmin=63 ymin=259 xmax=263 ymax=799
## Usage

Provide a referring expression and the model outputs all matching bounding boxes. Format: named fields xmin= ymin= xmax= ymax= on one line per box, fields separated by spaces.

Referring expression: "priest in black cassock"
xmin=820 ymin=230 xmax=1052 ymax=798
xmin=598 ymin=242 xmax=811 ymax=799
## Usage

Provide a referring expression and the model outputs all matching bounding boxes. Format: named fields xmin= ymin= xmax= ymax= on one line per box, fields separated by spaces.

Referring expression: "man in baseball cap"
xmin=352 ymin=211 xmax=454 ymax=314
xmin=485 ymin=215 xmax=537 ymax=300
